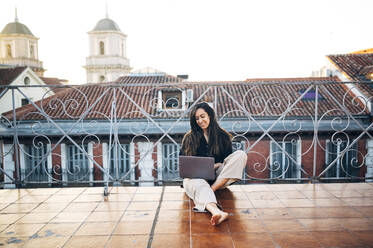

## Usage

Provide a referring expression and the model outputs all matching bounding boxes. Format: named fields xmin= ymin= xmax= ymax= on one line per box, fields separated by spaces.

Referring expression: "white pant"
xmin=183 ymin=150 xmax=247 ymax=211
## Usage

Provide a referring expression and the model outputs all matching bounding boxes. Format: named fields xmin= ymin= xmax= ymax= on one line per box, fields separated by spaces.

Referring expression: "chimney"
xmin=177 ymin=74 xmax=188 ymax=80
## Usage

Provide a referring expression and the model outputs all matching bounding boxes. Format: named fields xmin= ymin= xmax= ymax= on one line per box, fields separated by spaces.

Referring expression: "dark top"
xmin=179 ymin=135 xmax=232 ymax=163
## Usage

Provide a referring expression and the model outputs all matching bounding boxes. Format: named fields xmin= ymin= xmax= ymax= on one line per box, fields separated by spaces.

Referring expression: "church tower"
xmin=84 ymin=10 xmax=131 ymax=83
xmin=0 ymin=9 xmax=44 ymax=76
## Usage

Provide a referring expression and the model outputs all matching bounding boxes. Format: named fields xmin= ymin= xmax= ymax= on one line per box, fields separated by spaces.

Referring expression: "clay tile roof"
xmin=115 ymin=74 xmax=183 ymax=84
xmin=245 ymin=77 xmax=340 ymax=83
xmin=4 ymin=76 xmax=369 ymax=121
xmin=327 ymin=53 xmax=373 ymax=97
xmin=327 ymin=53 xmax=373 ymax=81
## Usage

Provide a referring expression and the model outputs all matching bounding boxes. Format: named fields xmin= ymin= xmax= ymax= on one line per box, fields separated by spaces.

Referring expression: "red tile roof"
xmin=4 ymin=76 xmax=368 ymax=121
xmin=327 ymin=54 xmax=373 ymax=81
xmin=115 ymin=74 xmax=183 ymax=84
xmin=245 ymin=77 xmax=340 ymax=83
xmin=327 ymin=53 xmax=373 ymax=97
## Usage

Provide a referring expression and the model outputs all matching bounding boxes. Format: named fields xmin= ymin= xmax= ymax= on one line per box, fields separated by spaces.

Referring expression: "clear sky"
xmin=1 ymin=0 xmax=372 ymax=84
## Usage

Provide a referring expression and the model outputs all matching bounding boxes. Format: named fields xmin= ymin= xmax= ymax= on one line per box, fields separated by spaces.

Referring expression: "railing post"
xmin=88 ymin=142 xmax=94 ymax=186
xmin=11 ymin=89 xmax=21 ymax=188
xmin=312 ymin=85 xmax=319 ymax=183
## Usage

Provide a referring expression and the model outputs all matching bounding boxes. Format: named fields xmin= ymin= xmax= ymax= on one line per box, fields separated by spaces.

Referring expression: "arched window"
xmin=99 ymin=75 xmax=105 ymax=82
xmin=24 ymin=76 xmax=30 ymax=85
xmin=99 ymin=41 xmax=105 ymax=55
xmin=6 ymin=44 xmax=12 ymax=57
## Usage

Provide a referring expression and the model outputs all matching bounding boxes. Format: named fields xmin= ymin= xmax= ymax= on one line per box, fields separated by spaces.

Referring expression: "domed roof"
xmin=1 ymin=21 xmax=34 ymax=36
xmin=92 ymin=18 xmax=121 ymax=32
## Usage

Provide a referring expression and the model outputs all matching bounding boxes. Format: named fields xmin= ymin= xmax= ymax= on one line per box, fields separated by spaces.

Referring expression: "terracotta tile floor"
xmin=0 ymin=183 xmax=372 ymax=247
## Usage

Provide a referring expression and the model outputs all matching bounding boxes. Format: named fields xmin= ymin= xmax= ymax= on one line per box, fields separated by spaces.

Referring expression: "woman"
xmin=180 ymin=102 xmax=247 ymax=225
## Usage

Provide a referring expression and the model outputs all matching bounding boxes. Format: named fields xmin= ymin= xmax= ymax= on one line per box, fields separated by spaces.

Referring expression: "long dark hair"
xmin=182 ymin=102 xmax=232 ymax=157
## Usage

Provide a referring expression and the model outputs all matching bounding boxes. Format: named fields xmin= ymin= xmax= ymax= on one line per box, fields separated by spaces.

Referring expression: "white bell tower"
xmin=0 ymin=8 xmax=44 ymax=76
xmin=84 ymin=9 xmax=131 ymax=83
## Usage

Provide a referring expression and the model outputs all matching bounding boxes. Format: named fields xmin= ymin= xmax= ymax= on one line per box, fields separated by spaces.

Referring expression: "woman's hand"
xmin=214 ymin=163 xmax=223 ymax=170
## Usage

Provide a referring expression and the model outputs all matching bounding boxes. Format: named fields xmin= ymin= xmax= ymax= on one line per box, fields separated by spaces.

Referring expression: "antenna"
xmin=105 ymin=1 xmax=109 ymax=18
xmin=15 ymin=6 xmax=19 ymax=22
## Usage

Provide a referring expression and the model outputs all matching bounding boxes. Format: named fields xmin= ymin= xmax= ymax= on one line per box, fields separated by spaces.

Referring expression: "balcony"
xmin=1 ymin=78 xmax=373 ymax=187
xmin=0 ymin=183 xmax=373 ymax=247
xmin=0 ymin=78 xmax=373 ymax=247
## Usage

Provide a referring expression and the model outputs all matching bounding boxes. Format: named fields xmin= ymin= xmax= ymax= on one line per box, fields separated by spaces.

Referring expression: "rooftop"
xmin=92 ymin=18 xmax=121 ymax=32
xmin=4 ymin=76 xmax=368 ymax=122
xmin=0 ymin=183 xmax=373 ymax=247
xmin=1 ymin=21 xmax=34 ymax=36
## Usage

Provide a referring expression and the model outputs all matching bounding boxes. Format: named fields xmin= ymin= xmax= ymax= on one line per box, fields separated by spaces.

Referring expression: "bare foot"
xmin=210 ymin=211 xmax=229 ymax=226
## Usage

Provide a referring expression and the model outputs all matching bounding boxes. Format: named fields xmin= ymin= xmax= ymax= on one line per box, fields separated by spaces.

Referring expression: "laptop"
xmin=179 ymin=156 xmax=215 ymax=180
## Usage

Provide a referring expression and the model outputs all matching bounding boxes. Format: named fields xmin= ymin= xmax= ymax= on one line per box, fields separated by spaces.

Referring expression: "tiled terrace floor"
xmin=0 ymin=183 xmax=373 ymax=248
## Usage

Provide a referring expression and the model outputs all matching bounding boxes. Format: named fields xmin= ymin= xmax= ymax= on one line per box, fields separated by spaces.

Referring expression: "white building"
xmin=0 ymin=66 xmax=67 ymax=115
xmin=84 ymin=14 xmax=131 ymax=83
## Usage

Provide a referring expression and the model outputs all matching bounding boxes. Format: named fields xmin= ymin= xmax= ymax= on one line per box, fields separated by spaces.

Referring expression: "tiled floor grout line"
xmin=241 ymin=185 xmax=282 ymax=248
xmin=188 ymin=194 xmax=192 ymax=248
xmin=225 ymin=202 xmax=235 ymax=248
xmin=285 ymin=187 xmax=325 ymax=248
xmin=146 ymin=185 xmax=165 ymax=248
xmin=102 ymin=186 xmax=139 ymax=248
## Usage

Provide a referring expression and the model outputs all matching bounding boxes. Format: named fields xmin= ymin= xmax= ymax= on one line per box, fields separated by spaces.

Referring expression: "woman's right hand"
xmin=214 ymin=163 xmax=223 ymax=170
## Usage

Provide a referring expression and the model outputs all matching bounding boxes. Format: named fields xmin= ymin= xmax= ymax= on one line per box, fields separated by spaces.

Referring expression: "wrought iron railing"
xmin=0 ymin=80 xmax=372 ymax=188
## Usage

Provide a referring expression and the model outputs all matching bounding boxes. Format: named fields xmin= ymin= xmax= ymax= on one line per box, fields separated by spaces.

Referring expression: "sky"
xmin=0 ymin=0 xmax=372 ymax=84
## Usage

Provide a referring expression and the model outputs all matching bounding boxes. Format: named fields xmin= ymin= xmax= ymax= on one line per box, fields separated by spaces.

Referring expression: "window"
xmin=325 ymin=140 xmax=359 ymax=178
xmin=109 ymin=144 xmax=130 ymax=180
xmin=162 ymin=143 xmax=180 ymax=180
xmin=162 ymin=91 xmax=182 ymax=109
xmin=270 ymin=141 xmax=300 ymax=179
xmin=30 ymin=45 xmax=35 ymax=58
xmin=24 ymin=76 xmax=30 ymax=85
xmin=6 ymin=44 xmax=12 ymax=57
xmin=99 ymin=75 xmax=105 ymax=82
xmin=99 ymin=41 xmax=105 ymax=55
xmin=24 ymin=145 xmax=48 ymax=182
xmin=66 ymin=144 xmax=89 ymax=181
xmin=21 ymin=98 xmax=30 ymax=106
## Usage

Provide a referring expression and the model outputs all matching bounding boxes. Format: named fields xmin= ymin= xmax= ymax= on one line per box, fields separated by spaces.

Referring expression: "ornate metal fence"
xmin=0 ymin=80 xmax=372 ymax=188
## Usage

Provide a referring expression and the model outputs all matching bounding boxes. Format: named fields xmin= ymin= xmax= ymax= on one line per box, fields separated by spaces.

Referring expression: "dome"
xmin=1 ymin=21 xmax=34 ymax=36
xmin=92 ymin=18 xmax=121 ymax=32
